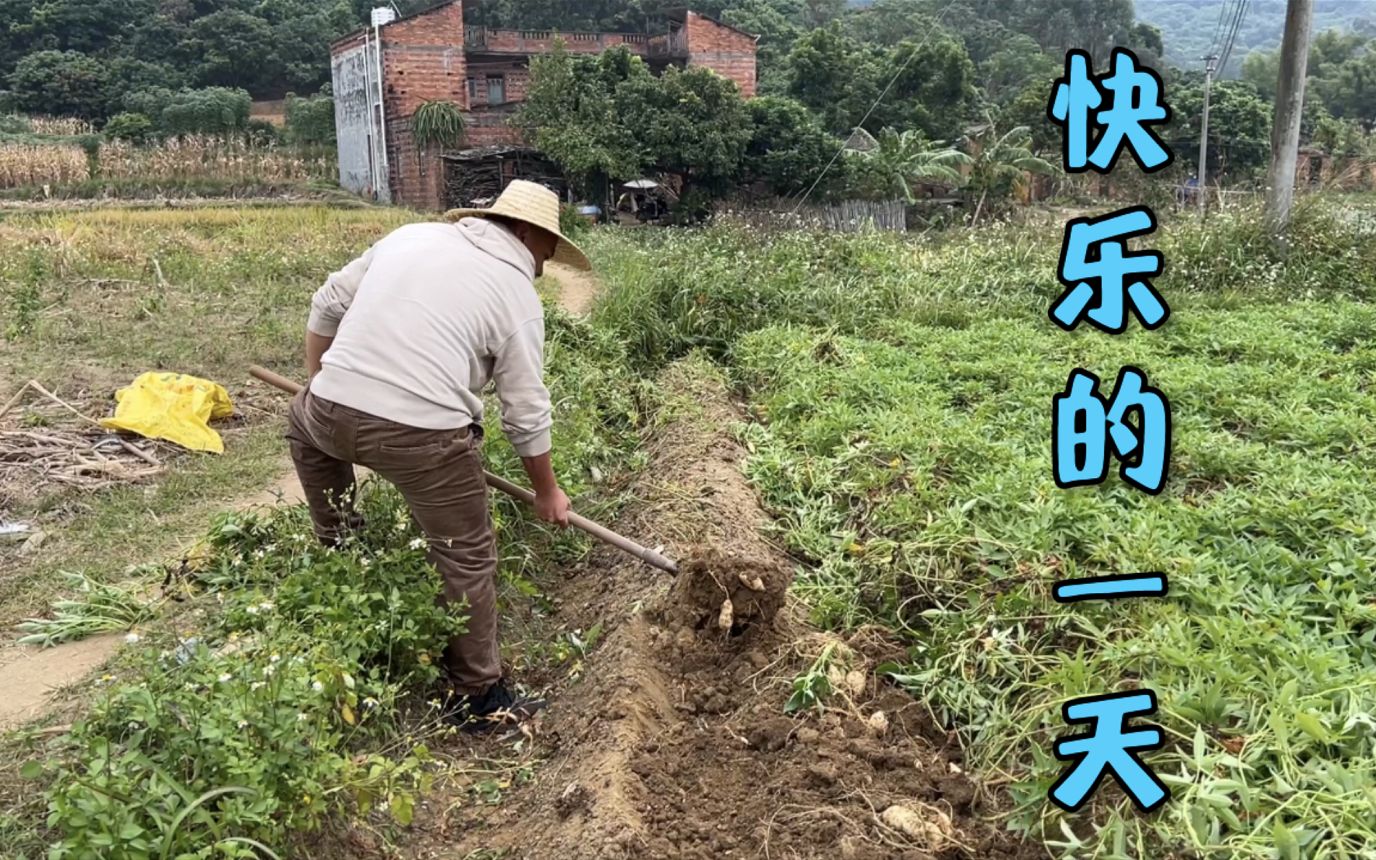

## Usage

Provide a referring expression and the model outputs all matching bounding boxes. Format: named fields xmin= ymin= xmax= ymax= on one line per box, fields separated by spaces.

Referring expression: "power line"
xmin=788 ymin=0 xmax=962 ymax=214
xmin=1207 ymin=0 xmax=1233 ymax=60
xmin=1217 ymin=0 xmax=1251 ymax=73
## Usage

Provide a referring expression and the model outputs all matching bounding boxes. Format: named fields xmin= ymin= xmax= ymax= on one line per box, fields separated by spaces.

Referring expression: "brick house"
xmin=330 ymin=1 xmax=758 ymax=210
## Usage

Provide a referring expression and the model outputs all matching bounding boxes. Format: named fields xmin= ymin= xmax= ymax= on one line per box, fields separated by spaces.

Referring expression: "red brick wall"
xmin=683 ymin=12 xmax=757 ymax=98
xmin=380 ymin=0 xmax=466 ymax=209
xmin=464 ymin=105 xmax=523 ymax=146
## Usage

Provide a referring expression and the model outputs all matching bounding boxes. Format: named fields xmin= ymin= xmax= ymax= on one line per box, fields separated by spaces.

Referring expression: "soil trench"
xmin=414 ymin=363 xmax=1036 ymax=860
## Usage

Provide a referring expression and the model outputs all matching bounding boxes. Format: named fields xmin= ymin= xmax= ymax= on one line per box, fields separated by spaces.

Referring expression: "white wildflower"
xmin=297 ymin=712 xmax=308 ymax=722
xmin=250 ymin=681 xmax=266 ymax=691
xmin=312 ymin=681 xmax=324 ymax=693
xmin=246 ymin=605 xmax=259 ymax=615
xmin=258 ymin=601 xmax=274 ymax=612
xmin=237 ymin=720 xmax=249 ymax=729
xmin=269 ymin=653 xmax=281 ymax=663
xmin=408 ymin=537 xmax=427 ymax=550
xmin=218 ymin=673 xmax=232 ymax=683
xmin=362 ymin=697 xmax=378 ymax=709
xmin=263 ymin=665 xmax=276 ymax=678
xmin=124 ymin=632 xmax=141 ymax=644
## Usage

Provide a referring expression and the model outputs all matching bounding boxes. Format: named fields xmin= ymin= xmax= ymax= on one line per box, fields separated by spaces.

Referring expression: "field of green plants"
xmin=586 ymin=204 xmax=1376 ymax=858
xmin=5 ymin=199 xmax=1376 ymax=857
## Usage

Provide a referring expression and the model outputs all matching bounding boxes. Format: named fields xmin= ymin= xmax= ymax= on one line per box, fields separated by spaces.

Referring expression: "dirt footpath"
xmin=405 ymin=363 xmax=1038 ymax=860
xmin=544 ymin=262 xmax=599 ymax=316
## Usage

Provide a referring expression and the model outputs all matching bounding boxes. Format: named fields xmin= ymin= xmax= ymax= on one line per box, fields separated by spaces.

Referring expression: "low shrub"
xmin=283 ymin=94 xmax=335 ymax=147
xmin=103 ymin=113 xmax=154 ymax=144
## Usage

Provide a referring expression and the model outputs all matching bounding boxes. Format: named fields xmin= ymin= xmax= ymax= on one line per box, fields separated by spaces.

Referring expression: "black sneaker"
xmin=445 ymin=680 xmax=547 ymax=733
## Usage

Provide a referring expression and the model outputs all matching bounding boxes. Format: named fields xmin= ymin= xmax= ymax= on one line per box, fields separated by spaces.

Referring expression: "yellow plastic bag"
xmin=100 ymin=372 xmax=235 ymax=454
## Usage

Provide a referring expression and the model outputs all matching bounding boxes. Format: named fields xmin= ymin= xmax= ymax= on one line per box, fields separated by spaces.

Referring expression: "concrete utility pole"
xmin=1265 ymin=0 xmax=1314 ymax=237
xmin=1197 ymin=54 xmax=1217 ymax=216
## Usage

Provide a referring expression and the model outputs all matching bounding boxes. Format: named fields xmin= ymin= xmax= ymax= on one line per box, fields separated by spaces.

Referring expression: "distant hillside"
xmin=1136 ymin=0 xmax=1375 ymax=75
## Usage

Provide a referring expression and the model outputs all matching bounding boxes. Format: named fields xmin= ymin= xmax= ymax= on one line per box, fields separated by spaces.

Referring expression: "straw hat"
xmin=443 ymin=179 xmax=591 ymax=271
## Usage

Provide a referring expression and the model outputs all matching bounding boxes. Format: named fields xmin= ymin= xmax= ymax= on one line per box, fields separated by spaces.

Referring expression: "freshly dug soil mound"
xmin=662 ymin=547 xmax=790 ymax=637
xmin=405 ymin=360 xmax=1037 ymax=859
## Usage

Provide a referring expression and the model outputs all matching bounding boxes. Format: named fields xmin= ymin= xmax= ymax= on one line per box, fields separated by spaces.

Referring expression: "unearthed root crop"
xmin=880 ymin=803 xmax=955 ymax=850
xmin=425 ymin=365 xmax=1035 ymax=860
xmin=845 ymin=669 xmax=868 ymax=698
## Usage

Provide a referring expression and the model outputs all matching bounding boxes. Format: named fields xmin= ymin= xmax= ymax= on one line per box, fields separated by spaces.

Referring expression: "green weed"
xmin=16 ymin=573 xmax=153 ymax=646
xmin=784 ymin=642 xmax=839 ymax=714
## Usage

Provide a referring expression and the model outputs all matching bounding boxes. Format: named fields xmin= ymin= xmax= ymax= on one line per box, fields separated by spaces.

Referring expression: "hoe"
xmin=249 ymin=365 xmax=679 ymax=575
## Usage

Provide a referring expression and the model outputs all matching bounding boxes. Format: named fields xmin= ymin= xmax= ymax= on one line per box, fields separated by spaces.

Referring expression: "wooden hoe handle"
xmin=248 ymin=365 xmax=679 ymax=575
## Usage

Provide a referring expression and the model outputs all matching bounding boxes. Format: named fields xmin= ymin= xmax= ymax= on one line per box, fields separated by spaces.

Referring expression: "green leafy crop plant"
xmin=584 ymin=199 xmax=1376 ymax=857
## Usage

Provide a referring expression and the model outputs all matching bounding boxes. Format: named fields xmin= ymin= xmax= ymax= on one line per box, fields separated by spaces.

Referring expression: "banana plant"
xmin=963 ymin=119 xmax=1057 ymax=223
xmin=848 ymin=126 xmax=971 ymax=203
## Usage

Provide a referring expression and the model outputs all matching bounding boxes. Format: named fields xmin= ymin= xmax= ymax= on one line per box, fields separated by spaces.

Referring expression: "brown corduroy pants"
xmin=285 ymin=388 xmax=501 ymax=695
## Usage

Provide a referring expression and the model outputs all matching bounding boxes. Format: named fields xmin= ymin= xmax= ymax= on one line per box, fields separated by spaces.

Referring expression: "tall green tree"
xmin=1312 ymin=43 xmax=1376 ymax=129
xmin=969 ymin=0 xmax=1138 ymax=61
xmin=979 ymin=33 xmax=1057 ymax=108
xmin=743 ymin=94 xmax=840 ymax=196
xmin=25 ymin=0 xmax=156 ymax=55
xmin=722 ymin=0 xmax=804 ymax=94
xmin=7 ymin=49 xmax=107 ymax=118
xmin=785 ymin=24 xmax=977 ymax=140
xmin=184 ymin=10 xmax=276 ymax=90
xmin=1170 ymin=78 xmax=1273 ymax=177
xmin=517 ymin=45 xmax=647 ymax=195
xmin=1242 ymin=48 xmax=1282 ymax=103
xmin=870 ymin=34 xmax=979 ymax=139
xmin=785 ymin=25 xmax=881 ymax=134
xmin=615 ymin=65 xmax=752 ymax=195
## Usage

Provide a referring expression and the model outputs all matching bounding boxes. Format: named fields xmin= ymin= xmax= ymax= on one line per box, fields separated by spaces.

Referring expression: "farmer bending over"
xmin=286 ymin=180 xmax=587 ymax=730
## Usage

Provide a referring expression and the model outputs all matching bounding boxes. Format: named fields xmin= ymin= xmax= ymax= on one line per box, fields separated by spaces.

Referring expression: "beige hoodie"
xmin=307 ymin=217 xmax=552 ymax=458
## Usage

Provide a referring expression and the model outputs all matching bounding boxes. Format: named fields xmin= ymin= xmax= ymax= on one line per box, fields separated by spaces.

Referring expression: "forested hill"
xmin=1135 ymin=0 xmax=1374 ymax=74
xmin=5 ymin=0 xmax=1376 ymax=134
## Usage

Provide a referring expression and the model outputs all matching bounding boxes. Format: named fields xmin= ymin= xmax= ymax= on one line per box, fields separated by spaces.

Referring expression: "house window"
xmin=467 ymin=77 xmax=479 ymax=104
xmin=486 ymin=75 xmax=506 ymax=105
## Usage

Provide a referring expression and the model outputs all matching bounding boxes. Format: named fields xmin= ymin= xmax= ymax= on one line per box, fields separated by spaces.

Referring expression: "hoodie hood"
xmin=455 ymin=216 xmax=535 ymax=281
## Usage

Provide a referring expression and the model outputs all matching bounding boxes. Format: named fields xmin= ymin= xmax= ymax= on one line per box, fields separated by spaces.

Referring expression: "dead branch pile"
xmin=0 ymin=429 xmax=162 ymax=498
xmin=0 ymin=379 xmax=164 ymax=501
